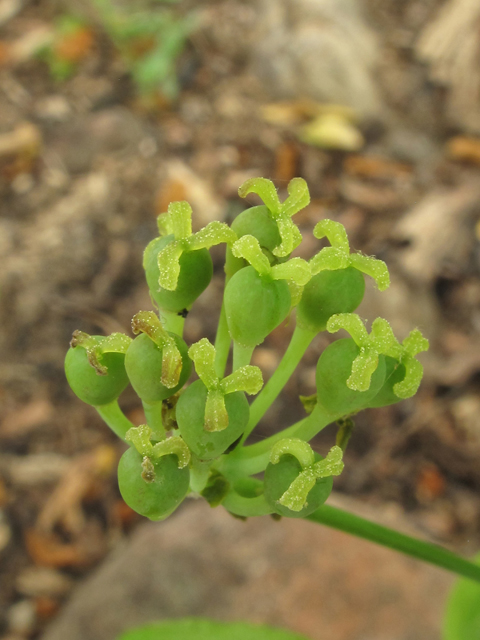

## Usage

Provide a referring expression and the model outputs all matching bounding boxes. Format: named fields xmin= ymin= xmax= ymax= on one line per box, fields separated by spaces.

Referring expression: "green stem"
xmin=336 ymin=417 xmax=354 ymax=452
xmin=142 ymin=400 xmax=165 ymax=440
xmin=216 ymin=404 xmax=338 ymax=480
xmin=214 ymin=302 xmax=231 ymax=377
xmin=160 ymin=310 xmax=185 ymax=336
xmin=225 ymin=245 xmax=244 ymax=280
xmin=307 ymin=505 xmax=480 ymax=584
xmin=215 ymin=251 xmax=238 ymax=378
xmin=241 ymin=324 xmax=315 ymax=443
xmin=232 ymin=342 xmax=254 ymax=371
xmin=292 ymin=404 xmax=339 ymax=441
xmin=96 ymin=400 xmax=134 ymax=441
xmin=189 ymin=455 xmax=212 ymax=493
xmin=222 ymin=490 xmax=273 ymax=517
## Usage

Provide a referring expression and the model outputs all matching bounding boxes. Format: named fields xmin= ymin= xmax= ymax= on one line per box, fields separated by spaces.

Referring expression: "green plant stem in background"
xmin=214 ymin=303 xmax=231 ymax=377
xmin=242 ymin=325 xmax=315 ymax=443
xmin=96 ymin=400 xmax=135 ymax=441
xmin=142 ymin=400 xmax=165 ymax=440
xmin=308 ymin=505 xmax=480 ymax=584
xmin=232 ymin=342 xmax=254 ymax=371
xmin=160 ymin=310 xmax=185 ymax=336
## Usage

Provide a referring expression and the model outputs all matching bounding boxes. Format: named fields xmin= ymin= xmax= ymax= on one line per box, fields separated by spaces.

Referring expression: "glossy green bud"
xmin=238 ymin=177 xmax=310 ymax=257
xmin=124 ymin=311 xmax=191 ymax=403
xmin=367 ymin=327 xmax=429 ymax=407
xmin=117 ymin=447 xmax=189 ymax=521
xmin=144 ymin=235 xmax=213 ymax=313
xmin=264 ymin=440 xmax=343 ymax=518
xmin=227 ymin=205 xmax=283 ymax=277
xmin=310 ymin=219 xmax=390 ymax=290
xmin=316 ymin=338 xmax=386 ymax=415
xmin=144 ymin=200 xmax=236 ymax=313
xmin=297 ymin=218 xmax=389 ymax=334
xmin=125 ymin=333 xmax=191 ymax=403
xmin=296 ymin=267 xmax=365 ymax=334
xmin=224 ymin=235 xmax=310 ymax=347
xmin=224 ymin=266 xmax=291 ymax=347
xmin=64 ymin=332 xmax=130 ymax=406
xmin=367 ymin=356 xmax=406 ymax=408
xmin=264 ymin=452 xmax=333 ymax=518
xmin=176 ymin=379 xmax=250 ymax=460
xmin=231 ymin=205 xmax=282 ymax=252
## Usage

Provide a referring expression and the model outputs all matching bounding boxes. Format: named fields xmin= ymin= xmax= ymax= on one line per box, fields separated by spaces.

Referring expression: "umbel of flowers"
xmin=65 ymin=177 xmax=428 ymax=521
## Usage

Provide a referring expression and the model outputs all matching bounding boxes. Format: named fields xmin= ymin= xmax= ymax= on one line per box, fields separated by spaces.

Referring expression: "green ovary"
xmin=264 ymin=453 xmax=333 ymax=518
xmin=367 ymin=356 xmax=407 ymax=408
xmin=117 ymin=447 xmax=190 ymax=521
xmin=316 ymin=339 xmax=386 ymax=416
xmin=125 ymin=333 xmax=191 ymax=403
xmin=224 ymin=266 xmax=291 ymax=347
xmin=144 ymin=236 xmax=213 ymax=313
xmin=176 ymin=380 xmax=249 ymax=460
xmin=297 ymin=267 xmax=365 ymax=334
xmin=231 ymin=205 xmax=282 ymax=252
xmin=65 ymin=345 xmax=129 ymax=407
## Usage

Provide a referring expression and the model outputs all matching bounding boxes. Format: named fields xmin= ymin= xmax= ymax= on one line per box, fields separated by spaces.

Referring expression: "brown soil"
xmin=0 ymin=1 xmax=479 ymax=638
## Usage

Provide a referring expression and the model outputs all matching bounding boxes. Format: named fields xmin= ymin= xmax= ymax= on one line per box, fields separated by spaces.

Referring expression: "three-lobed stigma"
xmin=188 ymin=338 xmax=263 ymax=432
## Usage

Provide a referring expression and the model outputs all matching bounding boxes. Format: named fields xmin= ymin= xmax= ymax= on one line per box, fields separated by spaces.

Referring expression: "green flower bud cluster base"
xmin=65 ymin=176 xmax=429 ymax=523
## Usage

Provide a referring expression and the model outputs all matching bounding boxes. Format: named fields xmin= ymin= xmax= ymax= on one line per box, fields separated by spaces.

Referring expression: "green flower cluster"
xmin=65 ymin=177 xmax=428 ymax=521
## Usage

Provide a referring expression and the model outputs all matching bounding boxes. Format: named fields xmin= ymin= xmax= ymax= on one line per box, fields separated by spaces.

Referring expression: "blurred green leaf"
xmin=117 ymin=618 xmax=310 ymax=640
xmin=90 ymin=0 xmax=195 ymax=99
xmin=443 ymin=553 xmax=480 ymax=639
xmin=37 ymin=15 xmax=92 ymax=81
xmin=131 ymin=18 xmax=193 ymax=97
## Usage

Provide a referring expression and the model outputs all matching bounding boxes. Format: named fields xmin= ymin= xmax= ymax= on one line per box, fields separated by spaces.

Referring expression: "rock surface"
xmin=251 ymin=0 xmax=385 ymax=119
xmin=40 ymin=496 xmax=453 ymax=640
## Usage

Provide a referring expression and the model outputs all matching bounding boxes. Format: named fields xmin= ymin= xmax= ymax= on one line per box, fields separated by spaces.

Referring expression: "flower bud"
xmin=65 ymin=332 xmax=130 ymax=406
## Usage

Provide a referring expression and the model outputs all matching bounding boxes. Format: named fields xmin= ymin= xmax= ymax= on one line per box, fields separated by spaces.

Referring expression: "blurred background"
xmin=1 ymin=0 xmax=480 ymax=638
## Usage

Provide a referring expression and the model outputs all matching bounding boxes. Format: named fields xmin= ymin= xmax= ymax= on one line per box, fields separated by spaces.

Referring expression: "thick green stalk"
xmin=232 ymin=342 xmax=254 ymax=371
xmin=307 ymin=505 xmax=480 ymax=584
xmin=142 ymin=400 xmax=165 ymax=440
xmin=189 ymin=455 xmax=212 ymax=493
xmin=215 ymin=251 xmax=235 ymax=378
xmin=221 ymin=490 xmax=273 ymax=517
xmin=242 ymin=324 xmax=315 ymax=443
xmin=290 ymin=404 xmax=339 ymax=441
xmin=96 ymin=400 xmax=135 ymax=441
xmin=214 ymin=302 xmax=231 ymax=377
xmin=160 ymin=310 xmax=185 ymax=336
xmin=224 ymin=245 xmax=243 ymax=280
